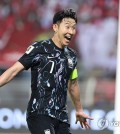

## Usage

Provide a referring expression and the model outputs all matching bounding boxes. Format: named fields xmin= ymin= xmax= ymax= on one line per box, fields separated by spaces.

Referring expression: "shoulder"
xmin=31 ymin=39 xmax=51 ymax=47
xmin=37 ymin=39 xmax=54 ymax=53
xmin=25 ymin=40 xmax=45 ymax=54
xmin=29 ymin=39 xmax=53 ymax=53
xmin=67 ymin=47 xmax=77 ymax=56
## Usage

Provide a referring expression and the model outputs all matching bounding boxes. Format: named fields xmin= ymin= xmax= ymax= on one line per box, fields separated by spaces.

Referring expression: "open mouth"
xmin=64 ymin=35 xmax=72 ymax=41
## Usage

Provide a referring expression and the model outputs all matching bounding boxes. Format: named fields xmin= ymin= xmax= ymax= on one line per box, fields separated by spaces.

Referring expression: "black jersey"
xmin=19 ymin=39 xmax=77 ymax=124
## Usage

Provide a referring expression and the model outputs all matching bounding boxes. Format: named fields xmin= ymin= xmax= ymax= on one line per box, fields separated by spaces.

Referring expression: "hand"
xmin=75 ymin=110 xmax=94 ymax=129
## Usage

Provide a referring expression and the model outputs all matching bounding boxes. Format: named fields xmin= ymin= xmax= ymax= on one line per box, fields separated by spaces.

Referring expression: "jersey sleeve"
xmin=69 ymin=53 xmax=78 ymax=80
xmin=18 ymin=42 xmax=40 ymax=70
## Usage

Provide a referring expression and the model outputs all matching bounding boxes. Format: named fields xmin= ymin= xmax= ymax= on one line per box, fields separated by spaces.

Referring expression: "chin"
xmin=64 ymin=43 xmax=69 ymax=46
xmin=63 ymin=42 xmax=69 ymax=46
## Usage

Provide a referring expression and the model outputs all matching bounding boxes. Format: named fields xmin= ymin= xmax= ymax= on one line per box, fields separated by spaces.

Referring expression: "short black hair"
xmin=53 ymin=8 xmax=77 ymax=24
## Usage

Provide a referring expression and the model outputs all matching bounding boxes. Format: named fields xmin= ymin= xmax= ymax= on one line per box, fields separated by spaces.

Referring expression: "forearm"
xmin=0 ymin=68 xmax=16 ymax=87
xmin=68 ymin=79 xmax=83 ymax=111
xmin=0 ymin=62 xmax=24 ymax=87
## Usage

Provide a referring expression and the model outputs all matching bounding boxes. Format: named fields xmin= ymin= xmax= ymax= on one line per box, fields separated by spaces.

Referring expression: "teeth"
xmin=65 ymin=36 xmax=71 ymax=40
xmin=64 ymin=35 xmax=72 ymax=41
xmin=65 ymin=35 xmax=70 ymax=37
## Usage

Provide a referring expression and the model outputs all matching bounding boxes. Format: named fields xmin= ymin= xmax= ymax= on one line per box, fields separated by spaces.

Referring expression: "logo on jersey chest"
xmin=68 ymin=58 xmax=74 ymax=68
xmin=44 ymin=129 xmax=51 ymax=134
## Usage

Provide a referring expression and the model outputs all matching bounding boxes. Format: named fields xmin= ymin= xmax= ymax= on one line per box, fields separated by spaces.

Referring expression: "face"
xmin=53 ymin=18 xmax=77 ymax=48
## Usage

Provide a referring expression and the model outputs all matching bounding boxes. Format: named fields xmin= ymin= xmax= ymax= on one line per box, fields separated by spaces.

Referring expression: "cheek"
xmin=73 ymin=31 xmax=76 ymax=35
xmin=58 ymin=30 xmax=65 ymax=37
xmin=74 ymin=29 xmax=76 ymax=34
xmin=59 ymin=25 xmax=67 ymax=33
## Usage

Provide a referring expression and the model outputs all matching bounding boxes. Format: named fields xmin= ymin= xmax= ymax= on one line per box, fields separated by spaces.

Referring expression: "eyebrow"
xmin=63 ymin=18 xmax=76 ymax=24
xmin=64 ymin=21 xmax=76 ymax=26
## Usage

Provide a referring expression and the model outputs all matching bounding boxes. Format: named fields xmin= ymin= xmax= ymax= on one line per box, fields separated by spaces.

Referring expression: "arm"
xmin=68 ymin=78 xmax=82 ymax=111
xmin=0 ymin=61 xmax=24 ymax=87
xmin=68 ymin=78 xmax=93 ymax=129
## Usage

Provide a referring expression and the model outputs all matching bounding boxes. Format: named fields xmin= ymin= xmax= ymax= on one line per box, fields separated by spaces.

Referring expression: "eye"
xmin=72 ymin=26 xmax=76 ymax=30
xmin=66 ymin=26 xmax=70 ymax=29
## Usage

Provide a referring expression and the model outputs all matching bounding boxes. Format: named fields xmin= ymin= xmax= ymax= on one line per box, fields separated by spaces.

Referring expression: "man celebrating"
xmin=0 ymin=8 xmax=93 ymax=134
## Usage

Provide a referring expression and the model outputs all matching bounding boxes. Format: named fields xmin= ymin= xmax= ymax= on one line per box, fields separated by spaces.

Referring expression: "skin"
xmin=52 ymin=18 xmax=76 ymax=48
xmin=0 ymin=17 xmax=93 ymax=129
xmin=68 ymin=79 xmax=93 ymax=129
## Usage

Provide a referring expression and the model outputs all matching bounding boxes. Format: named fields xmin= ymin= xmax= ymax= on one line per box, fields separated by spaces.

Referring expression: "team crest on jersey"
xmin=44 ymin=129 xmax=51 ymax=134
xmin=68 ymin=58 xmax=74 ymax=68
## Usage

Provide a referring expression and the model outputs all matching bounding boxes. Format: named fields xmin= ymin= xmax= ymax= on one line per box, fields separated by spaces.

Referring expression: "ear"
xmin=53 ymin=24 xmax=58 ymax=33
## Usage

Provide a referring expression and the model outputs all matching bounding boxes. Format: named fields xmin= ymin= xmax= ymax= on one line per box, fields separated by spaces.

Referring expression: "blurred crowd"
xmin=0 ymin=0 xmax=119 ymax=75
xmin=76 ymin=0 xmax=118 ymax=76
xmin=0 ymin=0 xmax=119 ymax=74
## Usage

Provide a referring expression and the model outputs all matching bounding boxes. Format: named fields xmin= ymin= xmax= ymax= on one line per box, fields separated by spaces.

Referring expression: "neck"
xmin=52 ymin=35 xmax=64 ymax=49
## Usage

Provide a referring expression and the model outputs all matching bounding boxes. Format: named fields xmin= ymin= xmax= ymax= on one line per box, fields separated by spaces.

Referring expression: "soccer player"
xmin=0 ymin=8 xmax=93 ymax=134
